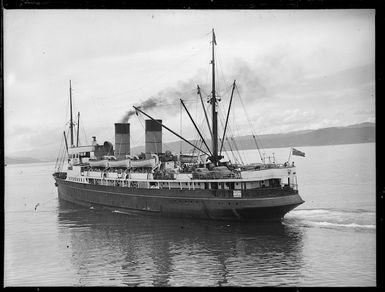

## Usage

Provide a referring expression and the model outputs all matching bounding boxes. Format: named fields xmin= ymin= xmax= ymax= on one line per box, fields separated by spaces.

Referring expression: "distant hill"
xmin=131 ymin=122 xmax=375 ymax=154
xmin=234 ymin=122 xmax=375 ymax=150
xmin=5 ymin=122 xmax=375 ymax=163
xmin=5 ymin=156 xmax=44 ymax=165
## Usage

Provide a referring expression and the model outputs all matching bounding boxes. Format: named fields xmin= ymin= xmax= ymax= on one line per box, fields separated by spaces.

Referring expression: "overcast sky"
xmin=4 ymin=9 xmax=375 ymax=159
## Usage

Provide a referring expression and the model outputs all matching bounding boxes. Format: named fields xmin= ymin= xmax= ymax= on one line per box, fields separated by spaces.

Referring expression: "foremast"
xmin=69 ymin=80 xmax=74 ymax=147
xmin=210 ymin=28 xmax=221 ymax=166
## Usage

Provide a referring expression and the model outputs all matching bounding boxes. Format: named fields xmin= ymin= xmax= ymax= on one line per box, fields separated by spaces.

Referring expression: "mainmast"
xmin=210 ymin=28 xmax=219 ymax=165
xmin=69 ymin=80 xmax=74 ymax=147
xmin=76 ymin=112 xmax=80 ymax=147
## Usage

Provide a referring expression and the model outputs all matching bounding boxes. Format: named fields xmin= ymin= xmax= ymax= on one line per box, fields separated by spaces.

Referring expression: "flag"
xmin=292 ymin=148 xmax=305 ymax=157
xmin=213 ymin=31 xmax=217 ymax=45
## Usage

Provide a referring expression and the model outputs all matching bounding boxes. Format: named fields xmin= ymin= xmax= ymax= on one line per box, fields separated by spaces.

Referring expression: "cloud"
xmin=282 ymin=63 xmax=375 ymax=96
xmin=353 ymin=109 xmax=375 ymax=116
xmin=119 ymin=71 xmax=212 ymax=122
xmin=4 ymin=10 xmax=375 ymax=158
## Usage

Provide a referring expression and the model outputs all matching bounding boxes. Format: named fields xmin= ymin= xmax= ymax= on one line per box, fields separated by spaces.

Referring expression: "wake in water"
xmin=284 ymin=208 xmax=375 ymax=230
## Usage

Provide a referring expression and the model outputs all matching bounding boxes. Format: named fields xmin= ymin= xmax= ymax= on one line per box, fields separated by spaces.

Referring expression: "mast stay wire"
xmin=217 ymin=89 xmax=244 ymax=165
xmin=234 ymin=85 xmax=265 ymax=163
xmin=217 ymin=106 xmax=245 ymax=165
xmin=184 ymin=93 xmax=203 ymax=155
xmin=65 ymin=33 xmax=213 ymax=152
xmin=80 ymin=117 xmax=88 ymax=147
xmin=70 ymin=82 xmax=80 ymax=146
xmin=54 ymin=132 xmax=65 ymax=171
xmin=215 ymin=45 xmax=231 ymax=101
xmin=89 ymin=37 xmax=212 ymax=100
xmin=192 ymin=112 xmax=211 ymax=157
xmin=215 ymin=45 xmax=250 ymax=164
xmin=215 ymin=84 xmax=235 ymax=152
xmin=182 ymin=99 xmax=207 ymax=157
xmin=217 ymin=105 xmax=239 ymax=163
xmin=217 ymin=117 xmax=240 ymax=164
xmin=60 ymin=132 xmax=68 ymax=170
xmin=73 ymin=41 xmax=209 ymax=145
xmin=56 ymin=93 xmax=70 ymax=170
xmin=228 ymin=108 xmax=248 ymax=163
xmin=215 ymin=37 xmax=267 ymax=165
xmin=57 ymin=128 xmax=70 ymax=171
xmin=201 ymin=88 xmax=239 ymax=164
xmin=213 ymin=39 xmax=248 ymax=165
xmin=55 ymin=89 xmax=71 ymax=172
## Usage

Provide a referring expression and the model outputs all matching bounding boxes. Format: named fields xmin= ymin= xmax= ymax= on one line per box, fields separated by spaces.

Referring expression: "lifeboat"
xmin=89 ymin=159 xmax=109 ymax=168
xmin=178 ymin=153 xmax=207 ymax=163
xmin=131 ymin=154 xmax=159 ymax=169
xmin=108 ymin=159 xmax=131 ymax=168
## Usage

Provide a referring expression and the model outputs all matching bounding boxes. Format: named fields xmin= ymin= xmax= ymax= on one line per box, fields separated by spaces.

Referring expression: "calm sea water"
xmin=4 ymin=143 xmax=376 ymax=287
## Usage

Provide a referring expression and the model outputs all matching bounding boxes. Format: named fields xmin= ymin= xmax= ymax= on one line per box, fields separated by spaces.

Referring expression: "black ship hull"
xmin=54 ymin=177 xmax=304 ymax=221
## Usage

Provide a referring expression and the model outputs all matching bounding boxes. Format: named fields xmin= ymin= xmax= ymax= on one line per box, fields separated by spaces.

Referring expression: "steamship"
xmin=53 ymin=30 xmax=304 ymax=221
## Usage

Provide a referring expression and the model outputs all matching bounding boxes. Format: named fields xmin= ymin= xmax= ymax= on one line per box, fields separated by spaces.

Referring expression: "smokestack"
xmin=145 ymin=119 xmax=162 ymax=154
xmin=115 ymin=123 xmax=130 ymax=159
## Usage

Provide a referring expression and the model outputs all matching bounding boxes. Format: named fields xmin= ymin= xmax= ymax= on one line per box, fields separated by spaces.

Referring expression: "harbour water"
xmin=4 ymin=143 xmax=376 ymax=286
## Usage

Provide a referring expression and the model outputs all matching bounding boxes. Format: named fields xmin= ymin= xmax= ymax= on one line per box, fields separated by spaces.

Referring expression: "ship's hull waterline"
xmin=54 ymin=177 xmax=304 ymax=221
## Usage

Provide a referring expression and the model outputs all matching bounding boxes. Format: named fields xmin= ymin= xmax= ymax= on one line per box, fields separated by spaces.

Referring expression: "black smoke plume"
xmin=120 ymin=78 xmax=201 ymax=123
xmin=119 ymin=58 xmax=283 ymax=123
xmin=121 ymin=97 xmax=162 ymax=123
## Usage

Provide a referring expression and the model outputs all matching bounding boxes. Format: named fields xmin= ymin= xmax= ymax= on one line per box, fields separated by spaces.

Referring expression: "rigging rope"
xmin=54 ymin=132 xmax=65 ymax=172
xmin=217 ymin=106 xmax=244 ymax=165
xmin=97 ymin=37 xmax=211 ymax=100
xmin=80 ymin=116 xmax=88 ymax=147
xmin=192 ymin=113 xmax=209 ymax=157
xmin=216 ymin=86 xmax=243 ymax=164
xmin=235 ymin=85 xmax=265 ymax=163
